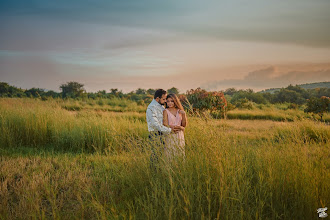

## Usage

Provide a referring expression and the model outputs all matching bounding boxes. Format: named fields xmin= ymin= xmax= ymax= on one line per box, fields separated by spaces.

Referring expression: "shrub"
xmin=304 ymin=96 xmax=330 ymax=121
xmin=184 ymin=88 xmax=227 ymax=118
xmin=234 ymin=98 xmax=255 ymax=110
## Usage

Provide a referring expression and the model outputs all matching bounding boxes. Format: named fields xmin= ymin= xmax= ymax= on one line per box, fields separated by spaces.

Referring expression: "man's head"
xmin=154 ymin=89 xmax=167 ymax=105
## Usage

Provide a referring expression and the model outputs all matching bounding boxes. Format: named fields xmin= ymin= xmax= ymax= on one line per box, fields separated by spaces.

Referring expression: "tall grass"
xmin=61 ymin=98 xmax=146 ymax=113
xmin=227 ymin=107 xmax=330 ymax=122
xmin=0 ymin=98 xmax=147 ymax=153
xmin=0 ymin=98 xmax=329 ymax=219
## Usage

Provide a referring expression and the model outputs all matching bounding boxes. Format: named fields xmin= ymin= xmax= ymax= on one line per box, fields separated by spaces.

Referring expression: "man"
xmin=146 ymin=89 xmax=180 ymax=168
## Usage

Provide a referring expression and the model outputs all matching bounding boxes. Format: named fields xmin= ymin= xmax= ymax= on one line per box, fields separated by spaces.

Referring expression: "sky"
xmin=0 ymin=0 xmax=330 ymax=93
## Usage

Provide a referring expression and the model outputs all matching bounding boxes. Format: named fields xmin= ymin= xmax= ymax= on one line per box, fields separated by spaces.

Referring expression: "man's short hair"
xmin=154 ymin=89 xmax=167 ymax=99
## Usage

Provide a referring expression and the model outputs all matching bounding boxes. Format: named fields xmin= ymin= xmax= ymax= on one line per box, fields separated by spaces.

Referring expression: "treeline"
xmin=1 ymin=81 xmax=329 ymax=106
xmin=0 ymin=81 xmax=180 ymax=105
xmin=223 ymin=85 xmax=330 ymax=106
xmin=1 ymin=81 xmax=329 ymax=120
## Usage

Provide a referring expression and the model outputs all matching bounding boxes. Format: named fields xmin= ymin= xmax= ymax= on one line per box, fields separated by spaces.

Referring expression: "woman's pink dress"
xmin=164 ymin=109 xmax=185 ymax=160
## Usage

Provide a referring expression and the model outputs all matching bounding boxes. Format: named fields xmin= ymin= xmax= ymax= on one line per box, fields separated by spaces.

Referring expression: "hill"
xmin=260 ymin=82 xmax=330 ymax=93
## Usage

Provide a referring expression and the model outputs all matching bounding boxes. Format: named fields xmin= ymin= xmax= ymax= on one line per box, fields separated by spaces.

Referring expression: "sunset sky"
xmin=1 ymin=0 xmax=330 ymax=93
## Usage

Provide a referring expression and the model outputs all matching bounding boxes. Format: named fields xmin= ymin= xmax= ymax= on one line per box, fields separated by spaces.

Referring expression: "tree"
xmin=273 ymin=89 xmax=305 ymax=104
xmin=167 ymin=87 xmax=179 ymax=95
xmin=185 ymin=87 xmax=227 ymax=118
xmin=96 ymin=90 xmax=107 ymax=98
xmin=60 ymin=81 xmax=85 ymax=98
xmin=110 ymin=88 xmax=118 ymax=95
xmin=45 ymin=90 xmax=60 ymax=98
xmin=230 ymin=89 xmax=268 ymax=104
xmin=0 ymin=82 xmax=25 ymax=97
xmin=24 ymin=88 xmax=45 ymax=98
xmin=147 ymin=89 xmax=156 ymax=95
xmin=0 ymin=82 xmax=10 ymax=97
xmin=135 ymin=88 xmax=146 ymax=95
xmin=0 ymin=82 xmax=10 ymax=94
xmin=224 ymin=88 xmax=237 ymax=96
xmin=304 ymin=96 xmax=330 ymax=121
xmin=110 ymin=88 xmax=124 ymax=98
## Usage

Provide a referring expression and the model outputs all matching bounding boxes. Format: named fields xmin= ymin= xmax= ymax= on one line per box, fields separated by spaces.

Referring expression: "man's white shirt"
xmin=146 ymin=99 xmax=172 ymax=134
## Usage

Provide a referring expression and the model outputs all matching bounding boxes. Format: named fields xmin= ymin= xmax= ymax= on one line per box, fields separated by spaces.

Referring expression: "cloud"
xmin=1 ymin=0 xmax=330 ymax=48
xmin=203 ymin=66 xmax=330 ymax=91
xmin=0 ymin=49 xmax=182 ymax=92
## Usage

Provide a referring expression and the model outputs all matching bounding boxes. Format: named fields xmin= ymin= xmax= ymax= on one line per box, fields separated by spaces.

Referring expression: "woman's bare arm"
xmin=180 ymin=110 xmax=187 ymax=127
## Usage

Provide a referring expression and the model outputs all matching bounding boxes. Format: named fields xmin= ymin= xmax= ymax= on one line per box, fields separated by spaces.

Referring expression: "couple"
xmin=146 ymin=89 xmax=187 ymax=164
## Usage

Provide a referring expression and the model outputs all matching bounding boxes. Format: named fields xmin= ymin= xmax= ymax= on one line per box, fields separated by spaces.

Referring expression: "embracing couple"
xmin=146 ymin=89 xmax=188 ymax=166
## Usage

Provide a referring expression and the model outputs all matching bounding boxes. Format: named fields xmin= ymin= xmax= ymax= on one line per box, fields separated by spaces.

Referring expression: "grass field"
xmin=0 ymin=98 xmax=329 ymax=219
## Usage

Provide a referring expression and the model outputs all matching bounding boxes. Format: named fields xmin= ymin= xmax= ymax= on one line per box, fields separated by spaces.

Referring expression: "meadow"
xmin=0 ymin=98 xmax=329 ymax=219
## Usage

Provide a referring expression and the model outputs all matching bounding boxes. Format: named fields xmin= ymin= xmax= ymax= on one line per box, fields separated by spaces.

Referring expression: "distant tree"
xmin=147 ymin=89 xmax=156 ymax=95
xmin=24 ymin=88 xmax=45 ymax=98
xmin=135 ymin=88 xmax=147 ymax=95
xmin=224 ymin=88 xmax=237 ymax=96
xmin=167 ymin=87 xmax=179 ymax=95
xmin=231 ymin=89 xmax=268 ymax=104
xmin=0 ymin=82 xmax=25 ymax=97
xmin=129 ymin=93 xmax=142 ymax=102
xmin=109 ymin=88 xmax=124 ymax=98
xmin=304 ymin=96 xmax=330 ymax=121
xmin=116 ymin=90 xmax=124 ymax=98
xmin=110 ymin=88 xmax=118 ymax=95
xmin=0 ymin=82 xmax=10 ymax=94
xmin=0 ymin=82 xmax=10 ymax=97
xmin=246 ymin=88 xmax=254 ymax=93
xmin=261 ymin=92 xmax=274 ymax=103
xmin=45 ymin=90 xmax=60 ymax=98
xmin=286 ymin=84 xmax=309 ymax=99
xmin=273 ymin=89 xmax=305 ymax=104
xmin=310 ymin=88 xmax=330 ymax=98
xmin=60 ymin=81 xmax=85 ymax=98
xmin=143 ymin=95 xmax=154 ymax=104
xmin=97 ymin=90 xmax=107 ymax=98
xmin=87 ymin=93 xmax=97 ymax=100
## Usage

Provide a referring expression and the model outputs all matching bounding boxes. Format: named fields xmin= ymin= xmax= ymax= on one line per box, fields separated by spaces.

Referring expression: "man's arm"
xmin=163 ymin=110 xmax=169 ymax=127
xmin=146 ymin=107 xmax=172 ymax=134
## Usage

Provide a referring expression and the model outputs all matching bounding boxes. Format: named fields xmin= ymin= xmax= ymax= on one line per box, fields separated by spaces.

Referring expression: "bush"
xmin=231 ymin=89 xmax=268 ymax=104
xmin=234 ymin=98 xmax=255 ymax=110
xmin=97 ymin=99 xmax=105 ymax=106
xmin=288 ymin=103 xmax=299 ymax=110
xmin=137 ymin=100 xmax=145 ymax=106
xmin=184 ymin=87 xmax=227 ymax=118
xmin=304 ymin=96 xmax=330 ymax=121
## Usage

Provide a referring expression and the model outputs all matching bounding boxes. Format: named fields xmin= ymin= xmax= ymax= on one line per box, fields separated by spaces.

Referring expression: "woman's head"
xmin=166 ymin=93 xmax=184 ymax=110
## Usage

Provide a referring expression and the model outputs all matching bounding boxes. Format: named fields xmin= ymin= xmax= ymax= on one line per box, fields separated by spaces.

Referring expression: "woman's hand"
xmin=173 ymin=125 xmax=185 ymax=132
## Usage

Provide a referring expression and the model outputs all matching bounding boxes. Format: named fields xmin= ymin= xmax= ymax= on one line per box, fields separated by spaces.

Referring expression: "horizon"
xmin=1 ymin=0 xmax=330 ymax=92
xmin=2 ymin=80 xmax=329 ymax=94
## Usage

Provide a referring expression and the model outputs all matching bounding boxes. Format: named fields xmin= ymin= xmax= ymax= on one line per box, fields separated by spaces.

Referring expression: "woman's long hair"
xmin=166 ymin=93 xmax=184 ymax=110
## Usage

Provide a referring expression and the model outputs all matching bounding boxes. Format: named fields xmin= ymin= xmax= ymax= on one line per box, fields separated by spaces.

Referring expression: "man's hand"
xmin=169 ymin=125 xmax=177 ymax=133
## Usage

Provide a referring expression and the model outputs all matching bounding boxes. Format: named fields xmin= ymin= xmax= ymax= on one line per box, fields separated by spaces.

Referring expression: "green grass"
xmin=60 ymin=97 xmax=147 ymax=113
xmin=0 ymin=98 xmax=329 ymax=219
xmin=226 ymin=105 xmax=330 ymax=122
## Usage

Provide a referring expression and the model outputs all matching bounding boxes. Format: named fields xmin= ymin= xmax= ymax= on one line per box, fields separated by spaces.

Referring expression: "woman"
xmin=163 ymin=93 xmax=187 ymax=161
